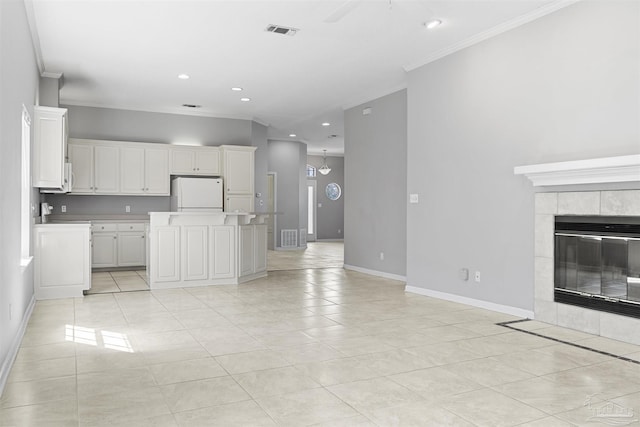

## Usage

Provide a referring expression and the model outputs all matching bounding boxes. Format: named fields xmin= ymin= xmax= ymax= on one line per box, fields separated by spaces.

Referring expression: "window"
xmin=21 ymin=105 xmax=32 ymax=263
xmin=306 ymin=164 xmax=316 ymax=177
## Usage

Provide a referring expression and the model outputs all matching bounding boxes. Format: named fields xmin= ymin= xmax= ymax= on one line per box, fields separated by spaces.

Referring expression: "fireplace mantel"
xmin=514 ymin=154 xmax=640 ymax=186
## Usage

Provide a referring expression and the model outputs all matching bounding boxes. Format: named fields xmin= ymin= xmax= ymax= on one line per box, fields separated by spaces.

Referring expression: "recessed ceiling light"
xmin=231 ymin=87 xmax=243 ymax=91
xmin=321 ymin=122 xmax=331 ymax=127
xmin=240 ymin=97 xmax=251 ymax=102
xmin=424 ymin=19 xmax=442 ymax=29
xmin=178 ymin=74 xmax=190 ymax=80
xmin=289 ymin=134 xmax=297 ymax=137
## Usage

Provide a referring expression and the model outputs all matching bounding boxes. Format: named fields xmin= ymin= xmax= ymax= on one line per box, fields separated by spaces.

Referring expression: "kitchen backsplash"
xmin=41 ymin=194 xmax=170 ymax=216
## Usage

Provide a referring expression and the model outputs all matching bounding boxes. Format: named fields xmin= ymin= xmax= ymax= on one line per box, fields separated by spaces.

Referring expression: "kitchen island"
xmin=148 ymin=211 xmax=268 ymax=289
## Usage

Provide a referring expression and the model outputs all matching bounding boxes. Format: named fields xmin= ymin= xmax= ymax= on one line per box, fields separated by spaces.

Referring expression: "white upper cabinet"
xmin=69 ymin=139 xmax=168 ymax=196
xmin=170 ymin=147 xmax=220 ymax=176
xmin=121 ymin=146 xmax=169 ymax=195
xmin=33 ymin=106 xmax=68 ymax=189
xmin=68 ymin=142 xmax=119 ymax=194
xmin=221 ymin=145 xmax=256 ymax=212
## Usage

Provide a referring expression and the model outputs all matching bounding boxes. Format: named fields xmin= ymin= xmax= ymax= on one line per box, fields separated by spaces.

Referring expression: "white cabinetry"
xmin=171 ymin=147 xmax=220 ymax=176
xmin=182 ymin=226 xmax=209 ymax=281
xmin=68 ymin=142 xmax=119 ymax=194
xmin=153 ymin=227 xmax=180 ymax=282
xmin=221 ymin=145 xmax=256 ymax=212
xmin=33 ymin=106 xmax=67 ymax=189
xmin=34 ymin=224 xmax=91 ymax=299
xmin=210 ymin=226 xmax=235 ymax=279
xmin=92 ymin=222 xmax=147 ymax=268
xmin=121 ymin=146 xmax=169 ymax=195
xmin=239 ymin=224 xmax=267 ymax=278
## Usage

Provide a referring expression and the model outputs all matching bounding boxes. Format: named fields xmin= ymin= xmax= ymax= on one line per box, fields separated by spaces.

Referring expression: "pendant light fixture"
xmin=319 ymin=149 xmax=331 ymax=175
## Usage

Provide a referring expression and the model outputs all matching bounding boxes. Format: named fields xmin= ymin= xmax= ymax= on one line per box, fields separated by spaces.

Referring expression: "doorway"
xmin=307 ymin=180 xmax=317 ymax=242
xmin=267 ymin=172 xmax=277 ymax=250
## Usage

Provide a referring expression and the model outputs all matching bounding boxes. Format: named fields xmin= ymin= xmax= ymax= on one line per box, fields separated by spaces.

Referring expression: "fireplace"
xmin=554 ymin=216 xmax=640 ymax=318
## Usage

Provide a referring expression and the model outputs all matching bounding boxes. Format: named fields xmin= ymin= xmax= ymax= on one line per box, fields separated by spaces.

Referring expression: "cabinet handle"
xmin=113 ymin=236 xmax=117 ymax=239
xmin=142 ymin=236 xmax=145 ymax=239
xmin=130 ymin=226 xmax=133 ymax=229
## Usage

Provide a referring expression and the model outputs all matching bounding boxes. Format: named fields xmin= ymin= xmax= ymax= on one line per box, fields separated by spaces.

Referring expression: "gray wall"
xmin=39 ymin=76 xmax=59 ymax=107
xmin=268 ymin=140 xmax=308 ymax=248
xmin=344 ymin=90 xmax=407 ymax=276
xmin=63 ymin=105 xmax=252 ymax=146
xmin=44 ymin=105 xmax=268 ymax=216
xmin=307 ymin=155 xmax=344 ymax=240
xmin=252 ymin=121 xmax=268 ymax=212
xmin=0 ymin=0 xmax=39 ymax=391
xmin=406 ymin=0 xmax=640 ymax=311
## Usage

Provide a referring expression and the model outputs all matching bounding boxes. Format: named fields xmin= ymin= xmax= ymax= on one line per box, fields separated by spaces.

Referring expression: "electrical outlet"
xmin=380 ymin=252 xmax=384 ymax=261
xmin=125 ymin=205 xmax=131 ymax=213
xmin=475 ymin=271 xmax=481 ymax=283
xmin=61 ymin=205 xmax=66 ymax=213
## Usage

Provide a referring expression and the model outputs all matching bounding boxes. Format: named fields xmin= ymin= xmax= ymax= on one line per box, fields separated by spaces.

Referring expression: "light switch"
xmin=409 ymin=194 xmax=419 ymax=204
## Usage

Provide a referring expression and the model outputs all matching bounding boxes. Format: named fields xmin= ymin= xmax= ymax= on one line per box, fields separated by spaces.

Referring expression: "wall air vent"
xmin=266 ymin=24 xmax=299 ymax=36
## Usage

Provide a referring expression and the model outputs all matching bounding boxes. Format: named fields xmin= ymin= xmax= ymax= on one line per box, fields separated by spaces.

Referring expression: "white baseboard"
xmin=274 ymin=245 xmax=307 ymax=251
xmin=343 ymin=264 xmax=406 ymax=282
xmin=405 ymin=286 xmax=534 ymax=319
xmin=0 ymin=295 xmax=35 ymax=397
xmin=316 ymin=239 xmax=344 ymax=242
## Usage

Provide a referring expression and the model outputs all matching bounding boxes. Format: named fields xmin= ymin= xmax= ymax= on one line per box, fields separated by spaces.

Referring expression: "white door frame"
xmin=307 ymin=180 xmax=317 ymax=242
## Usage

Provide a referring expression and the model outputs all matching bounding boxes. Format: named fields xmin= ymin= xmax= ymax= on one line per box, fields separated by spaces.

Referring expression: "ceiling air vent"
xmin=182 ymin=104 xmax=201 ymax=108
xmin=266 ymin=24 xmax=298 ymax=36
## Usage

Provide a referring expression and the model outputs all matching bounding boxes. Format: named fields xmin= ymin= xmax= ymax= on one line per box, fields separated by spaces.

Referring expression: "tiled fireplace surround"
xmin=534 ymin=189 xmax=640 ymax=345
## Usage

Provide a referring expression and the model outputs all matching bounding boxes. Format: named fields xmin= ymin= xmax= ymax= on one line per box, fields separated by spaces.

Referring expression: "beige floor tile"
xmin=294 ymin=357 xmax=379 ymax=386
xmin=367 ymin=401 xmax=476 ymax=427
xmin=76 ymin=348 xmax=146 ymax=374
xmin=308 ymin=415 xmax=377 ymax=427
xmin=493 ymin=347 xmax=583 ymax=376
xmin=233 ymin=366 xmax=321 ymax=398
xmin=7 ymin=356 xmax=76 ymax=383
xmin=149 ymin=357 xmax=227 ymax=385
xmin=77 ymin=366 xmax=156 ymax=397
xmin=80 ymin=414 xmax=178 ymax=427
xmin=256 ymin=387 xmax=358 ymax=426
xmin=0 ymin=375 xmax=76 ymax=409
xmin=110 ymin=270 xmax=142 ymax=278
xmin=0 ymin=398 xmax=78 ymax=426
xmin=200 ymin=336 xmax=268 ymax=357
xmin=160 ymin=376 xmax=250 ymax=413
xmin=173 ymin=400 xmax=276 ymax=427
xmin=14 ymin=342 xmax=75 ymax=363
xmin=518 ymin=416 xmax=579 ymax=427
xmin=327 ymin=377 xmax=423 ymax=413
xmin=277 ymin=342 xmax=343 ymax=364
xmin=442 ymin=357 xmax=535 ymax=387
xmin=443 ymin=389 xmax=547 ymax=427
xmin=215 ymin=349 xmax=291 ymax=374
xmin=389 ymin=366 xmax=483 ymax=398
xmin=78 ymin=386 xmax=171 ymax=425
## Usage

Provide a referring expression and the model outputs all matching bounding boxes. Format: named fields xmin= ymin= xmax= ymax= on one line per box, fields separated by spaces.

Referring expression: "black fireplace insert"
xmin=554 ymin=216 xmax=640 ymax=318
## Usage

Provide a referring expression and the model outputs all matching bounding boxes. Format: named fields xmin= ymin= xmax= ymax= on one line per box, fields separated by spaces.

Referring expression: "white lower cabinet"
xmin=92 ymin=232 xmax=118 ymax=268
xmin=92 ymin=222 xmax=147 ymax=268
xmin=254 ymin=224 xmax=267 ymax=273
xmin=182 ymin=226 xmax=209 ymax=281
xmin=210 ymin=226 xmax=235 ymax=279
xmin=239 ymin=226 xmax=255 ymax=277
xmin=154 ymin=227 xmax=180 ymax=282
xmin=34 ymin=224 xmax=91 ymax=299
xmin=239 ymin=224 xmax=267 ymax=277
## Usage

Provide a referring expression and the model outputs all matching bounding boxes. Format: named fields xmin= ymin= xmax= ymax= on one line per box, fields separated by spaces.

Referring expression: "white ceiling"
xmin=28 ymin=0 xmax=569 ymax=155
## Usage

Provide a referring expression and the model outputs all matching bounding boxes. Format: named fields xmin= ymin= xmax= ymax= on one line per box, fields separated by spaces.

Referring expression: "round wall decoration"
xmin=325 ymin=183 xmax=342 ymax=200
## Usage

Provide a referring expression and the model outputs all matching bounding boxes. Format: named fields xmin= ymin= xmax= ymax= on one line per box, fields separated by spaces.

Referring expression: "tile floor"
xmin=87 ymin=270 xmax=149 ymax=294
xmin=267 ymin=241 xmax=344 ymax=271
xmin=2 ymin=267 xmax=640 ymax=426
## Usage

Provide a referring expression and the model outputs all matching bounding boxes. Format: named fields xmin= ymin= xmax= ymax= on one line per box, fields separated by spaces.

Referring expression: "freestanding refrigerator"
xmin=170 ymin=177 xmax=223 ymax=212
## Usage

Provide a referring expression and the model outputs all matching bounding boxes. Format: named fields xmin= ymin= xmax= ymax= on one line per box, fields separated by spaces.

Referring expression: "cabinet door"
xmin=239 ymin=225 xmax=254 ymax=276
xmin=253 ymin=225 xmax=267 ymax=273
xmin=145 ymin=148 xmax=169 ymax=194
xmin=120 ymin=147 xmax=145 ymax=194
xmin=68 ymin=143 xmax=94 ymax=193
xmin=33 ymin=107 xmax=66 ymax=188
xmin=210 ymin=226 xmax=235 ymax=279
xmin=196 ymin=149 xmax=220 ymax=175
xmin=225 ymin=149 xmax=254 ymax=193
xmin=170 ymin=149 xmax=195 ymax=174
xmin=225 ymin=195 xmax=253 ymax=213
xmin=94 ymin=145 xmax=120 ymax=193
xmin=92 ymin=233 xmax=118 ymax=268
xmin=153 ymin=227 xmax=180 ymax=282
xmin=182 ymin=226 xmax=208 ymax=281
xmin=118 ymin=232 xmax=146 ymax=266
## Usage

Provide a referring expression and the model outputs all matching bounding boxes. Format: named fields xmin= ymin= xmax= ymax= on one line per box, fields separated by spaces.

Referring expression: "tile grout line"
xmin=496 ymin=319 xmax=640 ymax=366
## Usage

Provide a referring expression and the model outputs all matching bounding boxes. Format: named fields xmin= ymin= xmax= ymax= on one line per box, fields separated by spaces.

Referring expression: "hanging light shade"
xmin=319 ymin=149 xmax=331 ymax=175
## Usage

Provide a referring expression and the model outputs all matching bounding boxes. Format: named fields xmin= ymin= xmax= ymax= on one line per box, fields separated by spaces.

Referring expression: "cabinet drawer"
xmin=92 ymin=223 xmax=117 ymax=232
xmin=117 ymin=223 xmax=146 ymax=232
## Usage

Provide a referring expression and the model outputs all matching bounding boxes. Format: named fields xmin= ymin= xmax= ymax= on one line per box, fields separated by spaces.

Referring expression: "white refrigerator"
xmin=170 ymin=177 xmax=223 ymax=212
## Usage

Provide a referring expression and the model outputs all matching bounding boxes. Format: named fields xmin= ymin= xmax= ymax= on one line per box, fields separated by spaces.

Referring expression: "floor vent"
xmin=281 ymin=229 xmax=298 ymax=248
xmin=299 ymin=229 xmax=307 ymax=246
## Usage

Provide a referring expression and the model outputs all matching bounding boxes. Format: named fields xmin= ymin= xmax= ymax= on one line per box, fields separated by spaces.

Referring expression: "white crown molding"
xmin=514 ymin=155 xmax=640 ymax=187
xmin=404 ymin=0 xmax=582 ymax=72
xmin=23 ymin=0 xmax=44 ymax=74
xmin=341 ymin=83 xmax=407 ymax=111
